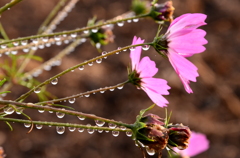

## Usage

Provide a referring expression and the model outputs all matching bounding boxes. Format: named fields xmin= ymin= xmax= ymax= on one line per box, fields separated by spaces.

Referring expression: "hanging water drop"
xmin=51 ymin=78 xmax=58 ymax=85
xmin=56 ymin=112 xmax=65 ymax=118
xmin=68 ymin=127 xmax=76 ymax=132
xmin=23 ymin=48 xmax=29 ymax=53
xmin=100 ymin=89 xmax=105 ymax=93
xmin=11 ymin=50 xmax=18 ymax=55
xmin=88 ymin=62 xmax=93 ymax=66
xmin=105 ymin=130 xmax=109 ymax=133
xmin=38 ymin=105 xmax=44 ymax=113
xmin=32 ymin=38 xmax=39 ymax=44
xmin=24 ymin=123 xmax=31 ymax=128
xmin=133 ymin=18 xmax=139 ymax=22
xmin=36 ymin=124 xmax=43 ymax=129
xmin=4 ymin=107 xmax=14 ymax=114
xmin=34 ymin=87 xmax=41 ymax=93
xmin=96 ymin=43 xmax=101 ymax=49
xmin=31 ymin=45 xmax=38 ymax=50
xmin=117 ymin=85 xmax=124 ymax=90
xmin=127 ymin=19 xmax=132 ymax=23
xmin=38 ymin=44 xmax=45 ymax=49
xmin=108 ymin=123 xmax=117 ymax=129
xmin=126 ymin=131 xmax=132 ymax=137
xmin=1 ymin=45 xmax=6 ymax=49
xmin=13 ymin=42 xmax=19 ymax=46
xmin=78 ymin=128 xmax=84 ymax=132
xmin=54 ymin=35 xmax=61 ymax=41
xmin=81 ymin=38 xmax=87 ymax=43
xmin=45 ymin=43 xmax=51 ymax=47
xmin=83 ymin=30 xmax=89 ymax=34
xmin=68 ymin=98 xmax=76 ymax=104
xmin=64 ymin=40 xmax=69 ymax=44
xmin=71 ymin=33 xmax=77 ymax=38
xmin=101 ymin=51 xmax=107 ymax=59
xmin=84 ymin=94 xmax=90 ymax=97
xmin=91 ymin=28 xmax=98 ymax=33
xmin=42 ymin=37 xmax=49 ymax=42
xmin=117 ymin=21 xmax=124 ymax=27
xmin=96 ymin=58 xmax=102 ymax=64
xmin=129 ymin=47 xmax=135 ymax=51
xmin=120 ymin=126 xmax=126 ymax=130
xmin=109 ymin=88 xmax=115 ymax=91
xmin=21 ymin=40 xmax=28 ymax=45
xmin=56 ymin=41 xmax=62 ymax=45
xmin=142 ymin=45 xmax=150 ymax=51
xmin=78 ymin=65 xmax=84 ymax=70
xmin=56 ymin=126 xmax=65 ymax=134
xmin=77 ymin=116 xmax=85 ymax=120
xmin=95 ymin=120 xmax=105 ymax=127
xmin=146 ymin=147 xmax=155 ymax=156
xmin=98 ymin=129 xmax=103 ymax=133
xmin=43 ymin=65 xmax=51 ymax=71
xmin=112 ymin=131 xmax=120 ymax=137
xmin=87 ymin=128 xmax=94 ymax=134
xmin=49 ymin=110 xmax=53 ymax=113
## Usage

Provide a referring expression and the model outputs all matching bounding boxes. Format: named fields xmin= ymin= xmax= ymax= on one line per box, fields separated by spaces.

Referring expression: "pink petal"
xmin=138 ymin=57 xmax=158 ymax=78
xmin=168 ymin=49 xmax=199 ymax=93
xmin=168 ymin=13 xmax=207 ymax=38
xmin=175 ymin=131 xmax=209 ymax=157
xmin=142 ymin=86 xmax=169 ymax=107
xmin=130 ymin=36 xmax=145 ymax=70
xmin=168 ymin=29 xmax=208 ymax=57
xmin=141 ymin=78 xmax=170 ymax=95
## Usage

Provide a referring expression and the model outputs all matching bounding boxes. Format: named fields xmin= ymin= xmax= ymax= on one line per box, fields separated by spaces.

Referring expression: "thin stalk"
xmin=0 ymin=117 xmax=131 ymax=132
xmin=38 ymin=80 xmax=128 ymax=105
xmin=15 ymin=42 xmax=153 ymax=102
xmin=0 ymin=22 xmax=9 ymax=40
xmin=0 ymin=0 xmax=23 ymax=15
xmin=0 ymin=13 xmax=149 ymax=46
xmin=0 ymin=100 xmax=133 ymax=128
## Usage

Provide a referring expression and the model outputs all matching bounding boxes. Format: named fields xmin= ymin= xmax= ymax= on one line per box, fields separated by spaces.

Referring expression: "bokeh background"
xmin=0 ymin=0 xmax=240 ymax=158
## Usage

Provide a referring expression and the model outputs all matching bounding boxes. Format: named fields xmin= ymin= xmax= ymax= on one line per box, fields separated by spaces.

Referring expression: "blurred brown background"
xmin=0 ymin=0 xmax=240 ymax=158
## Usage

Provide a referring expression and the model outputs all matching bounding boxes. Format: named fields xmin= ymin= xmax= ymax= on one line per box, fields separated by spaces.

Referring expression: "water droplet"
xmin=5 ymin=51 xmax=9 ymax=55
xmin=45 ymin=43 xmax=51 ymax=47
xmin=123 ymin=49 xmax=127 ymax=51
xmin=87 ymin=124 xmax=94 ymax=134
xmin=38 ymin=105 xmax=44 ymax=113
xmin=142 ymin=45 xmax=150 ymax=51
xmin=112 ymin=131 xmax=120 ymax=137
xmin=51 ymin=78 xmax=58 ymax=85
xmin=101 ymin=51 xmax=107 ymax=59
xmin=78 ymin=128 xmax=84 ymax=132
xmin=126 ymin=131 xmax=132 ymax=137
xmin=4 ymin=107 xmax=14 ymax=114
xmin=117 ymin=21 xmax=124 ymax=27
xmin=88 ymin=62 xmax=93 ymax=66
xmin=68 ymin=98 xmax=76 ymax=104
xmin=96 ymin=58 xmax=102 ymax=64
xmin=98 ymin=129 xmax=103 ymax=133
xmin=38 ymin=44 xmax=45 ymax=49
xmin=49 ymin=110 xmax=53 ymax=113
xmin=56 ymin=112 xmax=65 ymax=118
xmin=95 ymin=120 xmax=105 ymax=127
xmin=32 ymin=38 xmax=39 ymax=44
xmin=36 ymin=124 xmax=43 ymax=129
xmin=83 ymin=30 xmax=89 ymax=34
xmin=11 ymin=51 xmax=18 ymax=55
xmin=127 ymin=19 xmax=132 ymax=23
xmin=105 ymin=130 xmax=109 ymax=133
xmin=71 ymin=33 xmax=77 ymax=38
xmin=64 ymin=40 xmax=69 ymax=44
xmin=78 ymin=65 xmax=84 ymax=70
xmin=44 ymin=65 xmax=51 ymax=71
xmin=34 ymin=87 xmax=41 ymax=93
xmin=23 ymin=48 xmax=29 ymax=53
xmin=24 ymin=123 xmax=31 ymax=128
xmin=129 ymin=47 xmax=135 ymax=51
xmin=77 ymin=116 xmax=85 ymax=120
xmin=71 ymin=70 xmax=74 ymax=72
xmin=1 ymin=45 xmax=6 ymax=49
xmin=146 ymin=147 xmax=155 ymax=156
xmin=100 ymin=89 xmax=105 ymax=93
xmin=21 ymin=40 xmax=28 ymax=45
xmin=133 ymin=18 xmax=139 ymax=22
xmin=108 ymin=123 xmax=116 ymax=129
xmin=109 ymin=88 xmax=115 ymax=91
xmin=56 ymin=126 xmax=65 ymax=134
xmin=68 ymin=127 xmax=76 ymax=132
xmin=117 ymin=85 xmax=124 ymax=90
xmin=96 ymin=43 xmax=101 ymax=49
xmin=91 ymin=28 xmax=98 ymax=33
xmin=54 ymin=35 xmax=61 ymax=41
xmin=120 ymin=126 xmax=126 ymax=130
xmin=42 ymin=37 xmax=48 ymax=42
xmin=81 ymin=38 xmax=86 ymax=43
xmin=31 ymin=45 xmax=38 ymax=50
xmin=13 ymin=42 xmax=19 ymax=46
xmin=84 ymin=94 xmax=90 ymax=97
xmin=56 ymin=41 xmax=62 ymax=45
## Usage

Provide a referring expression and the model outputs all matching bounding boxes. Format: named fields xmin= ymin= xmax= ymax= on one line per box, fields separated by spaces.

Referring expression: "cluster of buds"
xmin=131 ymin=111 xmax=191 ymax=156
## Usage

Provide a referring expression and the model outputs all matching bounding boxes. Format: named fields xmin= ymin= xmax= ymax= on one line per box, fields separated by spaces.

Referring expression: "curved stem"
xmin=0 ymin=100 xmax=133 ymax=128
xmin=0 ymin=0 xmax=23 ymax=15
xmin=0 ymin=117 xmax=131 ymax=132
xmin=15 ymin=42 xmax=153 ymax=102
xmin=38 ymin=80 xmax=129 ymax=105
xmin=0 ymin=13 xmax=149 ymax=46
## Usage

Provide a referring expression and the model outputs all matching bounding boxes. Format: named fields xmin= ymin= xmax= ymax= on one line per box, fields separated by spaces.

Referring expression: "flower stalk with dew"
xmin=152 ymin=13 xmax=208 ymax=93
xmin=0 ymin=0 xmax=23 ymax=15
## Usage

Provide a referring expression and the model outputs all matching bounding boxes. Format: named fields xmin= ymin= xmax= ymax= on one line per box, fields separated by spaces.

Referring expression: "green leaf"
xmin=0 ymin=91 xmax=11 ymax=95
xmin=0 ymin=78 xmax=6 ymax=86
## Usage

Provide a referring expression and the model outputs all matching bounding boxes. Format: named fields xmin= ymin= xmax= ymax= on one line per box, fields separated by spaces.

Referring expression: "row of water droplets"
xmin=116 ymin=18 xmax=139 ymax=27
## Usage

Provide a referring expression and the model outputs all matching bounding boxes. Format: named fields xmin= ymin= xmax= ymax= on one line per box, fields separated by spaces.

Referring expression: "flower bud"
xmin=150 ymin=1 xmax=175 ymax=22
xmin=168 ymin=124 xmax=191 ymax=150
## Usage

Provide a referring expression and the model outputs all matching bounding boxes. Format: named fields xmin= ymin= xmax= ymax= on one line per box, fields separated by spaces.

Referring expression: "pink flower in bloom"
xmin=165 ymin=13 xmax=208 ymax=93
xmin=175 ymin=131 xmax=210 ymax=157
xmin=129 ymin=36 xmax=170 ymax=107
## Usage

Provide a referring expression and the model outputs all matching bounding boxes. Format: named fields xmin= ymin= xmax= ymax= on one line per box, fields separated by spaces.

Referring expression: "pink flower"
xmin=129 ymin=36 xmax=170 ymax=107
xmin=175 ymin=131 xmax=210 ymax=157
xmin=165 ymin=13 xmax=208 ymax=93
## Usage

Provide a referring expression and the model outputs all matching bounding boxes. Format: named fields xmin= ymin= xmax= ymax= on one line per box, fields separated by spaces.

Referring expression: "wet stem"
xmin=15 ymin=42 xmax=153 ymax=102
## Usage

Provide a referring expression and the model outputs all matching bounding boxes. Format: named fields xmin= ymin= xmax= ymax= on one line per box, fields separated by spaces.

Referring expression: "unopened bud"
xmin=151 ymin=1 xmax=175 ymax=22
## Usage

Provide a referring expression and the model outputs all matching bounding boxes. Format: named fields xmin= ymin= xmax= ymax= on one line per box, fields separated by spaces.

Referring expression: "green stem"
xmin=0 ymin=0 xmax=23 ymax=15
xmin=38 ymin=80 xmax=129 ymax=105
xmin=0 ymin=117 xmax=131 ymax=132
xmin=0 ymin=100 xmax=132 ymax=128
xmin=38 ymin=0 xmax=67 ymax=34
xmin=0 ymin=13 xmax=149 ymax=46
xmin=15 ymin=42 xmax=153 ymax=102
xmin=0 ymin=22 xmax=9 ymax=40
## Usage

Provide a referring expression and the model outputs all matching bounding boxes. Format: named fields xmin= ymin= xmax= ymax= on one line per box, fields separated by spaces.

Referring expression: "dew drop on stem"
xmin=129 ymin=47 xmax=135 ymax=51
xmin=70 ymin=33 xmax=77 ymax=38
xmin=56 ymin=112 xmax=65 ymax=118
xmin=127 ymin=19 xmax=132 ymax=23
xmin=126 ymin=131 xmax=133 ymax=137
xmin=95 ymin=120 xmax=105 ymax=127
xmin=96 ymin=58 xmax=102 ymax=64
xmin=78 ymin=128 xmax=84 ymax=132
xmin=4 ymin=107 xmax=14 ymax=114
xmin=87 ymin=124 xmax=94 ymax=134
xmin=117 ymin=21 xmax=124 ymax=27
xmin=13 ymin=42 xmax=19 ymax=46
xmin=51 ymin=78 xmax=58 ymax=85
xmin=120 ymin=126 xmax=126 ymax=130
xmin=77 ymin=116 xmax=85 ymax=120
xmin=101 ymin=51 xmax=107 ymax=59
xmin=21 ymin=40 xmax=28 ymax=45
xmin=108 ymin=123 xmax=117 ymax=129
xmin=68 ymin=127 xmax=76 ymax=132
xmin=1 ymin=45 xmax=6 ymax=49
xmin=142 ymin=45 xmax=150 ymax=51
xmin=91 ymin=28 xmax=98 ymax=33
xmin=117 ymin=85 xmax=124 ymax=90
xmin=146 ymin=146 xmax=155 ymax=156
xmin=23 ymin=48 xmax=29 ymax=53
xmin=109 ymin=88 xmax=115 ymax=91
xmin=98 ymin=129 xmax=103 ymax=133
xmin=34 ymin=87 xmax=41 ymax=93
xmin=112 ymin=131 xmax=120 ymax=137
xmin=83 ymin=30 xmax=89 ymax=34
xmin=133 ymin=18 xmax=139 ymax=22
xmin=36 ymin=124 xmax=43 ymax=129
xmin=68 ymin=98 xmax=76 ymax=104
xmin=24 ymin=123 xmax=31 ymax=128
xmin=56 ymin=126 xmax=65 ymax=134
xmin=78 ymin=65 xmax=84 ymax=70
xmin=84 ymin=94 xmax=90 ymax=97
xmin=88 ymin=62 xmax=93 ymax=66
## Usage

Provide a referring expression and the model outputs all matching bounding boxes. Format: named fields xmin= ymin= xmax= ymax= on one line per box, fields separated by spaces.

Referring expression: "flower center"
xmin=128 ymin=70 xmax=142 ymax=87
